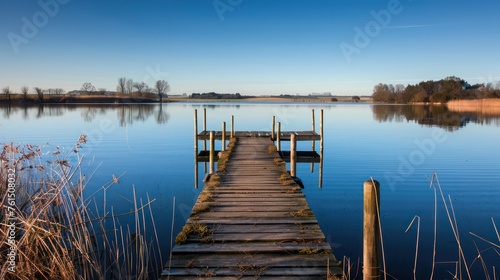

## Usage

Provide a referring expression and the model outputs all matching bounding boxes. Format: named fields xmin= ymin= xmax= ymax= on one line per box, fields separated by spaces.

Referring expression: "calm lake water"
xmin=1 ymin=103 xmax=499 ymax=279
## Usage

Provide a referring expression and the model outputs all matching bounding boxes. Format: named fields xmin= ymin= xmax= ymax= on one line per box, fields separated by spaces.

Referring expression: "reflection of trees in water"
xmin=0 ymin=104 xmax=169 ymax=126
xmin=81 ymin=106 xmax=107 ymax=122
xmin=156 ymin=104 xmax=170 ymax=124
xmin=371 ymin=105 xmax=500 ymax=131
xmin=116 ymin=105 xmax=156 ymax=126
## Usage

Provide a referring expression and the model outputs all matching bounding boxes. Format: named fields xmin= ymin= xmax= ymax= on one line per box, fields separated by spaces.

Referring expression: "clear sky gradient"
xmin=1 ymin=0 xmax=499 ymax=95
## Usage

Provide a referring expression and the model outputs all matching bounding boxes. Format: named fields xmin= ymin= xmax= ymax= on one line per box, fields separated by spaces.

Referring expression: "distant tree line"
xmin=372 ymin=76 xmax=500 ymax=103
xmin=0 ymin=77 xmax=170 ymax=103
xmin=190 ymin=92 xmax=243 ymax=99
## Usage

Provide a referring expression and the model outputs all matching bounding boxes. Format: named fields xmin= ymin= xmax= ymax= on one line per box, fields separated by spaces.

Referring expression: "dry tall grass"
xmin=447 ymin=99 xmax=500 ymax=116
xmin=0 ymin=136 xmax=163 ymax=279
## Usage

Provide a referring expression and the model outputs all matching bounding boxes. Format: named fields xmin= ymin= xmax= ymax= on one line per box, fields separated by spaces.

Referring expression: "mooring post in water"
xmin=203 ymin=108 xmax=207 ymax=173
xmin=209 ymin=131 xmax=215 ymax=174
xmin=363 ymin=179 xmax=380 ymax=280
xmin=222 ymin=122 xmax=226 ymax=151
xmin=194 ymin=109 xmax=198 ymax=152
xmin=272 ymin=116 xmax=276 ymax=141
xmin=311 ymin=109 xmax=315 ymax=173
xmin=231 ymin=115 xmax=234 ymax=138
xmin=203 ymin=108 xmax=207 ymax=132
xmin=290 ymin=133 xmax=297 ymax=177
xmin=194 ymin=109 xmax=199 ymax=188
xmin=319 ymin=109 xmax=324 ymax=188
xmin=277 ymin=122 xmax=281 ymax=151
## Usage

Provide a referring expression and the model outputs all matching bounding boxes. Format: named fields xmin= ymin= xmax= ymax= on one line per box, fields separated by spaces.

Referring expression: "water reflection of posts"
xmin=194 ymin=109 xmax=199 ymax=188
xmin=363 ymin=179 xmax=381 ymax=280
xmin=209 ymin=131 xmax=215 ymax=174
xmin=290 ymin=133 xmax=297 ymax=177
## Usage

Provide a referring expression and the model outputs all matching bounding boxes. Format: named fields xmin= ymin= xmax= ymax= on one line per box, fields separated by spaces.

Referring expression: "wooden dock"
xmin=162 ymin=137 xmax=341 ymax=279
xmin=196 ymin=130 xmax=321 ymax=141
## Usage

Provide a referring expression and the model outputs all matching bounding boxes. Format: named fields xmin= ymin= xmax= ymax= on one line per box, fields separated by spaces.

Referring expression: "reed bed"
xmin=447 ymin=99 xmax=500 ymax=116
xmin=0 ymin=136 xmax=163 ymax=279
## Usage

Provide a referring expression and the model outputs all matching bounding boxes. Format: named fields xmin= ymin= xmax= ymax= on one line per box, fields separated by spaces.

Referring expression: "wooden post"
xmin=363 ymin=179 xmax=380 ymax=280
xmin=311 ymin=109 xmax=315 ymax=173
xmin=203 ymin=108 xmax=207 ymax=132
xmin=222 ymin=122 xmax=226 ymax=151
xmin=311 ymin=109 xmax=315 ymax=132
xmin=290 ymin=133 xmax=297 ymax=177
xmin=203 ymin=108 xmax=207 ymax=173
xmin=319 ymin=109 xmax=324 ymax=188
xmin=277 ymin=122 xmax=281 ymax=151
xmin=209 ymin=131 xmax=215 ymax=174
xmin=194 ymin=109 xmax=198 ymax=152
xmin=272 ymin=116 xmax=276 ymax=141
xmin=320 ymin=109 xmax=323 ymax=149
xmin=194 ymin=109 xmax=198 ymax=188
xmin=231 ymin=115 xmax=234 ymax=138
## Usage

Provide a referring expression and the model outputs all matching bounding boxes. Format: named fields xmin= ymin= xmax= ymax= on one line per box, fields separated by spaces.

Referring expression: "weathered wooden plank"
xmin=166 ymin=253 xmax=336 ymax=268
xmin=186 ymin=232 xmax=325 ymax=242
xmin=186 ymin=218 xmax=319 ymax=224
xmin=171 ymin=242 xmax=332 ymax=254
xmin=192 ymin=211 xmax=316 ymax=219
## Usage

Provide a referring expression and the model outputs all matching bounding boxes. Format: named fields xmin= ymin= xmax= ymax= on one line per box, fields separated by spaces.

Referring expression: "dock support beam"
xmin=222 ymin=122 xmax=226 ymax=151
xmin=290 ymin=133 xmax=297 ymax=177
xmin=272 ymin=116 xmax=276 ymax=141
xmin=209 ymin=131 xmax=215 ymax=174
xmin=319 ymin=109 xmax=324 ymax=188
xmin=194 ymin=109 xmax=198 ymax=152
xmin=363 ymin=179 xmax=380 ymax=280
xmin=231 ymin=115 xmax=234 ymax=138
xmin=194 ymin=109 xmax=198 ymax=188
xmin=276 ymin=122 xmax=281 ymax=151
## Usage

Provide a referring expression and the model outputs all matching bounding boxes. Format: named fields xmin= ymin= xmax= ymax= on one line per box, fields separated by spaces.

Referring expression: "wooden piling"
xmin=209 ymin=131 xmax=215 ymax=174
xmin=231 ymin=115 xmax=234 ymax=138
xmin=194 ymin=109 xmax=198 ymax=152
xmin=272 ymin=116 xmax=276 ymax=141
xmin=222 ymin=122 xmax=226 ymax=151
xmin=311 ymin=109 xmax=315 ymax=132
xmin=363 ymin=179 xmax=380 ymax=280
xmin=319 ymin=109 xmax=324 ymax=188
xmin=311 ymin=109 xmax=315 ymax=173
xmin=277 ymin=122 xmax=281 ymax=151
xmin=194 ymin=109 xmax=198 ymax=188
xmin=290 ymin=133 xmax=297 ymax=177
xmin=203 ymin=108 xmax=207 ymax=131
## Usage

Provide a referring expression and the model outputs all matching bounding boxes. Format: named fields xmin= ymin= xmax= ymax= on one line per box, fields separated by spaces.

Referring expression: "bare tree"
xmin=133 ymin=82 xmax=147 ymax=96
xmin=2 ymin=86 xmax=11 ymax=102
xmin=21 ymin=86 xmax=29 ymax=101
xmin=98 ymin=88 xmax=107 ymax=95
xmin=54 ymin=88 xmax=65 ymax=95
xmin=35 ymin=87 xmax=44 ymax=102
xmin=81 ymin=83 xmax=96 ymax=95
xmin=117 ymin=77 xmax=126 ymax=96
xmin=126 ymin=79 xmax=134 ymax=95
xmin=155 ymin=80 xmax=170 ymax=102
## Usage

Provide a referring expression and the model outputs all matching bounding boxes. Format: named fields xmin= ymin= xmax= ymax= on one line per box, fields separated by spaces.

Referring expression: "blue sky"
xmin=1 ymin=0 xmax=499 ymax=95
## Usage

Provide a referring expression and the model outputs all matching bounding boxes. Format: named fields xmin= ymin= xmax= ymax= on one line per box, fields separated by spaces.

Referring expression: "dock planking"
xmin=162 ymin=137 xmax=341 ymax=279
